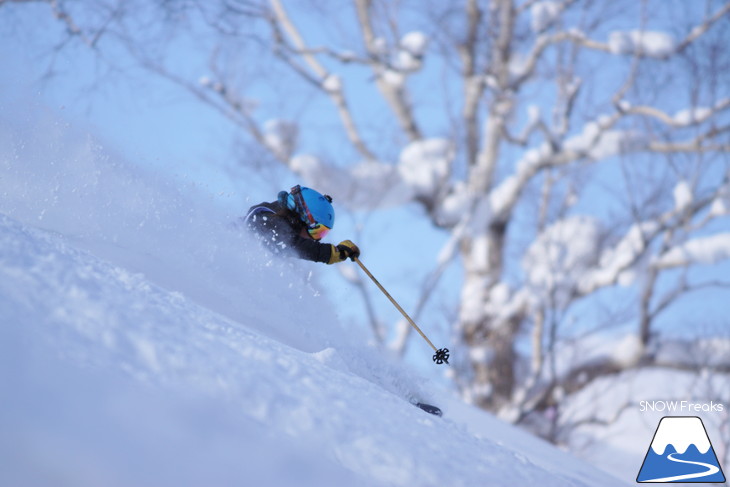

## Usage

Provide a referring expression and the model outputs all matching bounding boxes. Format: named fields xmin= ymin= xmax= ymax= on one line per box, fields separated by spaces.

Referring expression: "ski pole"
xmin=353 ymin=257 xmax=449 ymax=365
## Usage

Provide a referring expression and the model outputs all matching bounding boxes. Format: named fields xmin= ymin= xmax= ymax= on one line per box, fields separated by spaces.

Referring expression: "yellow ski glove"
xmin=327 ymin=240 xmax=361 ymax=264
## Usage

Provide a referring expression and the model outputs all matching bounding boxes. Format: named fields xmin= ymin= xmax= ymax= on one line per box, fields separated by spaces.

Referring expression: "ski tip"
xmin=415 ymin=402 xmax=443 ymax=417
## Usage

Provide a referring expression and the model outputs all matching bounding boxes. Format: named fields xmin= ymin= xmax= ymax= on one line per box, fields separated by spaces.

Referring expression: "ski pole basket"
xmin=432 ymin=348 xmax=450 ymax=365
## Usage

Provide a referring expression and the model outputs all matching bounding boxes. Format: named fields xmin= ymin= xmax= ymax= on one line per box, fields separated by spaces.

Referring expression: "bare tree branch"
xmin=268 ymin=0 xmax=377 ymax=160
xmin=354 ymin=0 xmax=422 ymax=142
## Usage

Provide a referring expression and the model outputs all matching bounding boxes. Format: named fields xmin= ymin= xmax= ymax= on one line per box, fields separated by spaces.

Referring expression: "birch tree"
xmin=6 ymin=0 xmax=730 ymax=434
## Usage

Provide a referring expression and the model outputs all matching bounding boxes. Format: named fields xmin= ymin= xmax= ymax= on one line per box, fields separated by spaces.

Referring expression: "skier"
xmin=245 ymin=185 xmax=443 ymax=417
xmin=244 ymin=185 xmax=360 ymax=264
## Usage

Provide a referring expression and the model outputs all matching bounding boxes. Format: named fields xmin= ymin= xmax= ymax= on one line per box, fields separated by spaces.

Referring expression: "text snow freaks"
xmin=639 ymin=401 xmax=725 ymax=413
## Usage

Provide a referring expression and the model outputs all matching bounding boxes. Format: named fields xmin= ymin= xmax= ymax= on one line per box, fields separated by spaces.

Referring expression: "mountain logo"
xmin=636 ymin=416 xmax=726 ymax=483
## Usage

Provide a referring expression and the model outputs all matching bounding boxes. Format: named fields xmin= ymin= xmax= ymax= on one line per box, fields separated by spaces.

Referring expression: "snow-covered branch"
xmin=653 ymin=233 xmax=730 ymax=269
xmin=354 ymin=0 xmax=422 ymax=142
xmin=268 ymin=0 xmax=376 ymax=160
xmin=620 ymin=98 xmax=730 ymax=129
xmin=578 ymin=175 xmax=728 ymax=295
xmin=648 ymin=125 xmax=730 ymax=153
xmin=460 ymin=0 xmax=487 ymax=167
xmin=490 ymin=111 xmax=630 ymax=220
xmin=581 ymin=221 xmax=653 ymax=292
xmin=509 ymin=29 xmax=599 ymax=88
xmin=512 ymin=0 xmax=730 ymax=90
xmin=500 ymin=104 xmax=554 ymax=147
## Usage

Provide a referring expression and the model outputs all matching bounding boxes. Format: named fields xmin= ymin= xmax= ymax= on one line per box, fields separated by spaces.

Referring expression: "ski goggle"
xmin=307 ymin=223 xmax=331 ymax=241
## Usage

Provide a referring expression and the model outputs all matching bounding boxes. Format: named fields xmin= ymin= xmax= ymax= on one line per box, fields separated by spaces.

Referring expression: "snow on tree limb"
xmin=607 ymin=30 xmax=675 ymax=57
xmin=489 ymin=111 xmax=645 ymax=221
xmin=397 ymin=138 xmax=454 ymax=197
xmin=354 ymin=0 xmax=422 ymax=141
xmin=269 ymin=0 xmax=376 ymax=160
xmin=529 ymin=1 xmax=562 ymax=33
xmin=578 ymin=181 xmax=729 ymax=295
xmin=523 ymin=215 xmax=601 ymax=308
xmin=653 ymin=233 xmax=730 ymax=269
xmin=513 ymin=0 xmax=730 ymax=74
xmin=620 ymin=98 xmax=730 ymax=129
xmin=578 ymin=220 xmax=662 ymax=294
xmin=290 ymin=154 xmax=411 ymax=210
xmin=288 ymin=138 xmax=455 ymax=211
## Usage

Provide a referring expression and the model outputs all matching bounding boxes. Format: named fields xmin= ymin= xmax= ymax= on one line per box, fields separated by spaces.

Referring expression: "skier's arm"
xmin=290 ymin=234 xmax=337 ymax=263
xmin=286 ymin=229 xmax=360 ymax=265
xmin=264 ymin=218 xmax=333 ymax=264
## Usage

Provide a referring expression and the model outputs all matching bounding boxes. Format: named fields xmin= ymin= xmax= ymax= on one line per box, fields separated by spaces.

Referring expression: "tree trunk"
xmin=460 ymin=219 xmax=517 ymax=409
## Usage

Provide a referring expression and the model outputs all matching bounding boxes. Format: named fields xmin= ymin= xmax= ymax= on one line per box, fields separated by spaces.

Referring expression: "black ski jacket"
xmin=244 ymin=200 xmax=334 ymax=263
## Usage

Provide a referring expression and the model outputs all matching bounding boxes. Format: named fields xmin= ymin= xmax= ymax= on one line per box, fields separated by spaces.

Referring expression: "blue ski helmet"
xmin=286 ymin=185 xmax=335 ymax=229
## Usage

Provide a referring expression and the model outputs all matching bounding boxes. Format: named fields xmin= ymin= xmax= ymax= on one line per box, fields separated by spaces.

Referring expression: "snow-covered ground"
xmin=0 ymin=125 xmax=628 ymax=486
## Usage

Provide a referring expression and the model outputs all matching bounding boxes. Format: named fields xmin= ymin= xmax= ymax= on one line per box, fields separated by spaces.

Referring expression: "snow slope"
xmin=0 ymin=212 xmax=630 ymax=487
xmin=0 ymin=121 xmax=628 ymax=486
